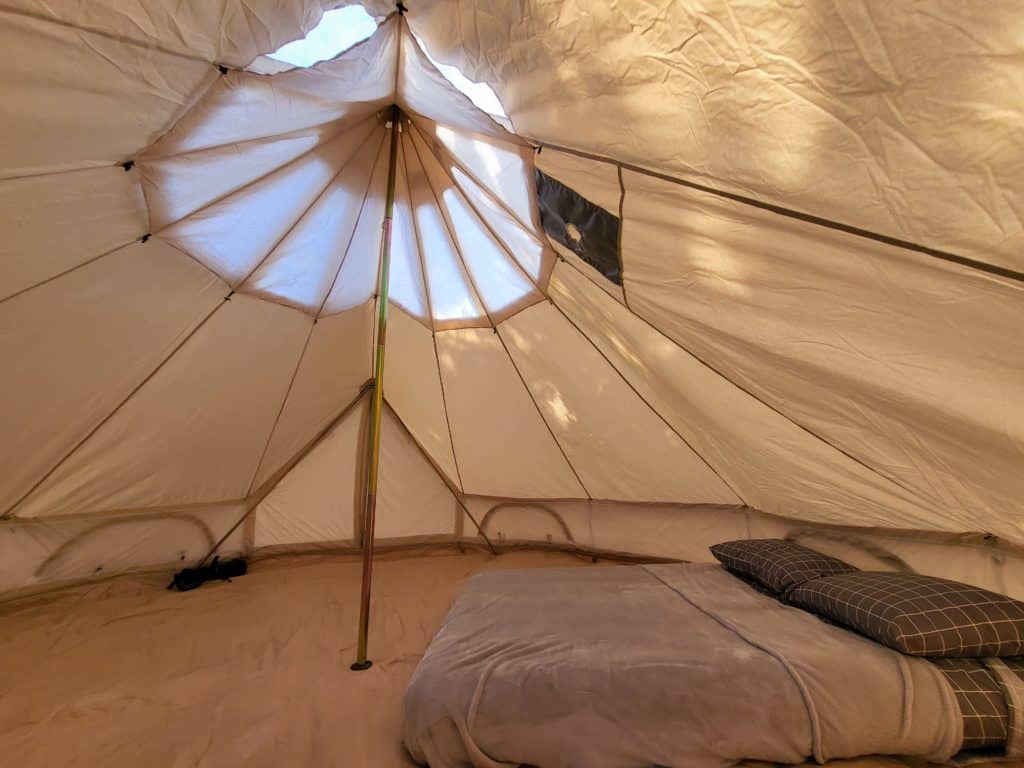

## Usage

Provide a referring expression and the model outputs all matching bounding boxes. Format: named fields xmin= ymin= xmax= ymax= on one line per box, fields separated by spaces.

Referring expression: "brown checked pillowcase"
xmin=709 ymin=539 xmax=858 ymax=596
xmin=928 ymin=658 xmax=1013 ymax=750
xmin=787 ymin=572 xmax=1024 ymax=657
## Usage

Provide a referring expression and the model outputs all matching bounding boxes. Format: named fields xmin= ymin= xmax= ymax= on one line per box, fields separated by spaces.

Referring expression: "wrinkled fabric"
xmin=409 ymin=0 xmax=1024 ymax=270
xmin=403 ymin=564 xmax=961 ymax=767
xmin=0 ymin=1 xmax=1021 ymax=598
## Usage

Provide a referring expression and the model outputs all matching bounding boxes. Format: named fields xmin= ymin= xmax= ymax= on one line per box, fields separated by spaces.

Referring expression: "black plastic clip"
xmin=396 ymin=1 xmax=408 ymax=15
xmin=121 ymin=160 xmax=135 ymax=171
xmin=217 ymin=64 xmax=229 ymax=75
xmin=140 ymin=233 xmax=151 ymax=243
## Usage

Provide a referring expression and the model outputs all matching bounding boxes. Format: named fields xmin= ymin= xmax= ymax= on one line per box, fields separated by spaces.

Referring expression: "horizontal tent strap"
xmin=528 ymin=139 xmax=1024 ymax=286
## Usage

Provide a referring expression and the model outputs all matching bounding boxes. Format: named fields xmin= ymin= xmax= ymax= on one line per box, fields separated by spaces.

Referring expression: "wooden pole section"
xmin=351 ymin=105 xmax=401 ymax=671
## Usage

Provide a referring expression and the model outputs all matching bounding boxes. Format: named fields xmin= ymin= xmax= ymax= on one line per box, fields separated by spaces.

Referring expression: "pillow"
xmin=787 ymin=572 xmax=1024 ymax=657
xmin=709 ymin=539 xmax=858 ymax=596
xmin=928 ymin=658 xmax=1010 ymax=750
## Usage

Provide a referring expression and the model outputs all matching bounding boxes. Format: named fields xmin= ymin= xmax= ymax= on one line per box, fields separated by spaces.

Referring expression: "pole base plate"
xmin=350 ymin=660 xmax=373 ymax=671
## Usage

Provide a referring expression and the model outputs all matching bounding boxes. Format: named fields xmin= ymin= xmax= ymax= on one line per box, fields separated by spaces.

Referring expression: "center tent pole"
xmin=351 ymin=105 xmax=402 ymax=672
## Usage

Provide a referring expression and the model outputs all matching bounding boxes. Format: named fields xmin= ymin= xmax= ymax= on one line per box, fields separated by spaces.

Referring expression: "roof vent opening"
xmin=419 ymin=44 xmax=510 ymax=129
xmin=267 ymin=5 xmax=378 ymax=68
xmin=259 ymin=6 xmax=510 ymax=129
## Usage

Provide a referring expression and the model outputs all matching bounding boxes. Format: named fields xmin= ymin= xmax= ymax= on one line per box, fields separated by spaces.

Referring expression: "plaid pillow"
xmin=709 ymin=539 xmax=858 ymax=596
xmin=788 ymin=572 xmax=1024 ymax=657
xmin=929 ymin=658 xmax=1009 ymax=750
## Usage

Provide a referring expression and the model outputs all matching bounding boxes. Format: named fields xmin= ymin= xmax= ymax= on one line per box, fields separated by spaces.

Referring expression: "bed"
xmin=402 ymin=563 xmax=1021 ymax=767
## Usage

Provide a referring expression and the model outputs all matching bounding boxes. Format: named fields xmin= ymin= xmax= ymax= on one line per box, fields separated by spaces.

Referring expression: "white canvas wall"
xmin=0 ymin=1 xmax=1020 ymax=595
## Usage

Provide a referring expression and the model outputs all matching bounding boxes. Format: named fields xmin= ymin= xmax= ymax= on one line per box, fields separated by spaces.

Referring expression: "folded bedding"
xmin=403 ymin=563 xmax=992 ymax=768
xmin=929 ymin=657 xmax=1024 ymax=751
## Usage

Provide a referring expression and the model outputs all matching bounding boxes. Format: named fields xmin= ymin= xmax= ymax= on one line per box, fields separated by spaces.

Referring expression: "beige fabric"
xmin=457 ymin=498 xmax=1024 ymax=602
xmin=410 ymin=1 xmax=1024 ymax=269
xmin=435 ymin=328 xmax=585 ymax=498
xmin=387 ymin=138 xmax=432 ymax=324
xmin=409 ymin=128 xmax=542 ymax=323
xmin=15 ymin=295 xmax=310 ymax=517
xmin=141 ymin=123 xmax=354 ymax=230
xmin=401 ymin=134 xmax=488 ymax=328
xmin=160 ymin=122 xmax=381 ymax=286
xmin=242 ymin=127 xmax=387 ymax=313
xmin=383 ymin=304 xmax=460 ymax=487
xmin=396 ymin=19 xmax=515 ymax=143
xmin=376 ymin=408 xmax=458 ymax=538
xmin=0 ymin=2 xmax=1021 ymax=594
xmin=0 ymin=503 xmax=247 ymax=595
xmin=416 ymin=117 xmax=539 ymax=232
xmin=462 ymin=497 xmax=747 ymax=563
xmin=621 ymin=170 xmax=1024 ymax=540
xmin=500 ymin=302 xmax=740 ymax=503
xmin=145 ymin=16 xmax=396 ymax=157
xmin=251 ymin=301 xmax=374 ymax=489
xmin=257 ymin=396 xmax=459 ymax=545
xmin=255 ymin=399 xmax=365 ymax=547
xmin=442 ymin=160 xmax=551 ymax=287
xmin=0 ymin=0 xmax=324 ymax=68
xmin=321 ymin=135 xmax=391 ymax=315
xmin=549 ymin=261 xmax=945 ymax=532
xmin=0 ymin=167 xmax=147 ymax=299
xmin=0 ymin=9 xmax=214 ymax=177
xmin=246 ymin=54 xmax=297 ymax=75
xmin=0 ymin=239 xmax=226 ymax=517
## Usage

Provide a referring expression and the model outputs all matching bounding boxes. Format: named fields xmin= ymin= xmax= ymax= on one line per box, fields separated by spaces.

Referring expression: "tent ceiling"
xmin=408 ymin=0 xmax=1024 ymax=273
xmin=0 ymin=1 xmax=1021 ymax=595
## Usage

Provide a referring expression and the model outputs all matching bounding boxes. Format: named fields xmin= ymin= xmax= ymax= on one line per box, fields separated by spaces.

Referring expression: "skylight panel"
xmin=268 ymin=6 xmax=377 ymax=68
xmin=419 ymin=48 xmax=509 ymax=126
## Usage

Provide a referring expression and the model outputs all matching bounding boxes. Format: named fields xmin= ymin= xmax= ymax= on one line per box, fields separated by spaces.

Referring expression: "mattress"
xmin=402 ymin=563 xmax=1017 ymax=767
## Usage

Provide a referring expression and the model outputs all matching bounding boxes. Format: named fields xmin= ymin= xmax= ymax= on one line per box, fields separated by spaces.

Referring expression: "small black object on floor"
xmin=168 ymin=556 xmax=247 ymax=592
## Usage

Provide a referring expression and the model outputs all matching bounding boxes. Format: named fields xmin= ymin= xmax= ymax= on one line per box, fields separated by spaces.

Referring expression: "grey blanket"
xmin=402 ymin=564 xmax=962 ymax=767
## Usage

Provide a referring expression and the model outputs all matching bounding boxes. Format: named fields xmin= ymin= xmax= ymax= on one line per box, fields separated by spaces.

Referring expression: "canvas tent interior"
xmin=1 ymin=0 xmax=1024 ymax=753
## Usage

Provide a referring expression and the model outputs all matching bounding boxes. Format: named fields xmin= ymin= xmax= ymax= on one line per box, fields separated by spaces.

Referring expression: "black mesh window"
xmin=535 ymin=169 xmax=622 ymax=285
